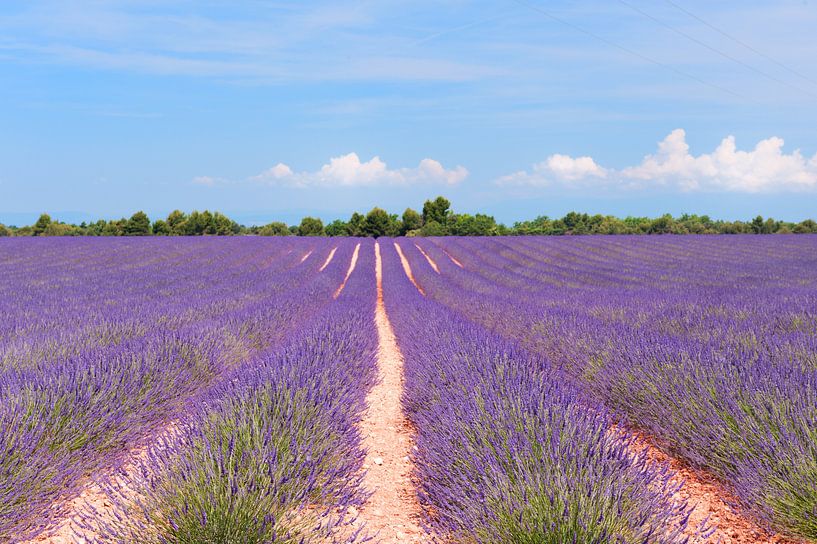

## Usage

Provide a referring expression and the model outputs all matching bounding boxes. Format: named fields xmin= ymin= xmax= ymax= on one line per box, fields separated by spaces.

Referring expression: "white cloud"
xmin=498 ymin=129 xmax=817 ymax=193
xmin=318 ymin=153 xmax=396 ymax=185
xmin=251 ymin=152 xmax=467 ymax=187
xmin=546 ymin=154 xmax=607 ymax=181
xmin=253 ymin=163 xmax=293 ymax=181
xmin=496 ymin=154 xmax=606 ymax=186
xmin=623 ymin=129 xmax=817 ymax=192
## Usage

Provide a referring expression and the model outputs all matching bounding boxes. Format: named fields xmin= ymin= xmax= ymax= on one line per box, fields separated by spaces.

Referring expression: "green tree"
xmin=212 ymin=212 xmax=239 ymax=235
xmin=200 ymin=211 xmax=216 ymax=234
xmin=166 ymin=210 xmax=187 ymax=235
xmin=419 ymin=220 xmax=448 ymax=236
xmin=401 ymin=208 xmax=423 ymax=235
xmin=513 ymin=216 xmax=551 ymax=235
xmin=422 ymin=196 xmax=451 ymax=226
xmin=44 ymin=222 xmax=78 ymax=236
xmin=181 ymin=210 xmax=217 ymax=235
xmin=763 ymin=218 xmax=778 ymax=234
xmin=596 ymin=217 xmax=628 ymax=235
xmin=347 ymin=212 xmax=365 ymax=236
xmin=450 ymin=213 xmax=499 ymax=236
xmin=361 ymin=207 xmax=400 ymax=238
xmin=125 ymin=211 xmax=152 ymax=236
xmin=298 ymin=217 xmax=324 ymax=236
xmin=86 ymin=219 xmax=106 ymax=236
xmin=152 ymin=220 xmax=170 ymax=235
xmin=259 ymin=222 xmax=290 ymax=236
xmin=648 ymin=214 xmax=676 ymax=234
xmin=562 ymin=212 xmax=590 ymax=233
xmin=102 ymin=219 xmax=126 ymax=236
xmin=751 ymin=215 xmax=765 ymax=234
xmin=324 ymin=219 xmax=349 ymax=237
xmin=32 ymin=213 xmax=52 ymax=236
xmin=794 ymin=219 xmax=817 ymax=234
xmin=0 ymin=224 xmax=10 ymax=237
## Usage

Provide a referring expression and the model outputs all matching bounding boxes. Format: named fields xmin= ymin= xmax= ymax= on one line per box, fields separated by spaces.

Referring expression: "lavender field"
xmin=1 ymin=235 xmax=815 ymax=543
xmin=1 ymin=238 xmax=375 ymax=542
xmin=401 ymin=235 xmax=817 ymax=542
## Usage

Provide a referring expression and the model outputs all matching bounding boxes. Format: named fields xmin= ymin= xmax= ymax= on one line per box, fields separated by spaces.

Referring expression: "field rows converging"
xmin=399 ymin=236 xmax=817 ymax=543
xmin=350 ymin=242 xmax=425 ymax=542
xmin=1 ymin=238 xmax=377 ymax=542
xmin=383 ymin=240 xmax=702 ymax=543
xmin=1 ymin=235 xmax=815 ymax=543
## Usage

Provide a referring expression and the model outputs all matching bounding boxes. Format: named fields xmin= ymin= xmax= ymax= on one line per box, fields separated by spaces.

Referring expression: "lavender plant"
xmin=89 ymin=244 xmax=378 ymax=543
xmin=0 ymin=238 xmax=359 ymax=541
xmin=380 ymin=240 xmax=697 ymax=543
xmin=410 ymin=235 xmax=817 ymax=539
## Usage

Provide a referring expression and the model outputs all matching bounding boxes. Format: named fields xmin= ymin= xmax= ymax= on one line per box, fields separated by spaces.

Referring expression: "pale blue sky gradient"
xmin=1 ymin=1 xmax=816 ymax=225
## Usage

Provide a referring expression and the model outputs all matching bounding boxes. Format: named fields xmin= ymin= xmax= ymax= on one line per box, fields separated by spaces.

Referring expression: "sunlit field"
xmin=1 ymin=235 xmax=815 ymax=543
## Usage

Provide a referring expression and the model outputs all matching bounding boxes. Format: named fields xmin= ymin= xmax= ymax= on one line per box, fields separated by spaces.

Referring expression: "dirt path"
xmin=333 ymin=243 xmax=361 ymax=299
xmin=300 ymin=249 xmax=314 ymax=263
xmin=319 ymin=247 xmax=337 ymax=271
xmin=24 ymin=424 xmax=179 ymax=544
xmin=623 ymin=430 xmax=803 ymax=544
xmin=27 ymin=485 xmax=107 ymax=543
xmin=393 ymin=243 xmax=425 ymax=296
xmin=413 ymin=244 xmax=439 ymax=274
xmin=439 ymin=247 xmax=463 ymax=268
xmin=352 ymin=242 xmax=426 ymax=543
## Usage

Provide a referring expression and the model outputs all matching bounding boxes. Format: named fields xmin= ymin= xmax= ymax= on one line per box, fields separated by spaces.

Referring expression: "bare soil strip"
xmin=26 ymin=424 xmax=180 ymax=544
xmin=300 ymin=250 xmax=314 ymax=263
xmin=352 ymin=242 xmax=426 ymax=542
xmin=333 ymin=243 xmax=361 ymax=299
xmin=439 ymin=247 xmax=463 ymax=268
xmin=393 ymin=243 xmax=425 ymax=296
xmin=623 ymin=430 xmax=802 ymax=544
xmin=319 ymin=247 xmax=337 ymax=271
xmin=413 ymin=244 xmax=440 ymax=274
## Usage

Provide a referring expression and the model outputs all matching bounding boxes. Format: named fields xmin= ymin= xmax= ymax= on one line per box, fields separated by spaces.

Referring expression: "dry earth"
xmin=319 ymin=247 xmax=337 ymax=271
xmin=26 ymin=240 xmax=807 ymax=544
xmin=333 ymin=242 xmax=360 ymax=298
xmin=26 ymin=424 xmax=180 ymax=544
xmin=413 ymin=244 xmax=439 ymax=274
xmin=351 ymin=242 xmax=427 ymax=543
xmin=438 ymin=247 xmax=463 ymax=268
xmin=624 ymin=429 xmax=805 ymax=544
xmin=397 ymin=242 xmax=803 ymax=544
xmin=393 ymin=243 xmax=425 ymax=296
xmin=26 ymin=250 xmax=356 ymax=544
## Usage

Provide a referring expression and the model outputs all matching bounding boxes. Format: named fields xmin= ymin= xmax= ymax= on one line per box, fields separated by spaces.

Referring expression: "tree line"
xmin=1 ymin=197 xmax=816 ymax=237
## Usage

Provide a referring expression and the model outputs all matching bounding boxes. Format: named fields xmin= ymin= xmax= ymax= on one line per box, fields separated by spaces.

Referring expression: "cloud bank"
xmin=250 ymin=152 xmax=468 ymax=187
xmin=498 ymin=129 xmax=817 ymax=192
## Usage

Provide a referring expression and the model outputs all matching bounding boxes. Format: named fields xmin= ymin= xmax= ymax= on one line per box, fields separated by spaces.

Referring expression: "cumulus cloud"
xmin=497 ymin=154 xmax=607 ymax=186
xmin=254 ymin=163 xmax=294 ymax=181
xmin=498 ymin=129 xmax=817 ymax=192
xmin=251 ymin=152 xmax=468 ymax=187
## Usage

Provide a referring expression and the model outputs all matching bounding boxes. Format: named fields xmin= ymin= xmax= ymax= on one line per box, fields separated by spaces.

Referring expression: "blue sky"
xmin=1 ymin=0 xmax=816 ymax=226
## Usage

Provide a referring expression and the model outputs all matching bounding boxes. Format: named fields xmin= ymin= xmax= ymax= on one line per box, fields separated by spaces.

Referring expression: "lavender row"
xmin=85 ymin=241 xmax=378 ymax=543
xmin=381 ymin=240 xmax=698 ymax=543
xmin=0 ymin=238 xmax=356 ymax=540
xmin=410 ymin=235 xmax=817 ymax=539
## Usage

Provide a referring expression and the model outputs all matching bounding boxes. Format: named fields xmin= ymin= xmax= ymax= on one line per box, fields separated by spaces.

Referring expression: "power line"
xmin=510 ymin=0 xmax=746 ymax=100
xmin=408 ymin=12 xmax=510 ymax=48
xmin=377 ymin=11 xmax=512 ymax=59
xmin=617 ymin=0 xmax=816 ymax=99
xmin=664 ymin=0 xmax=817 ymax=86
